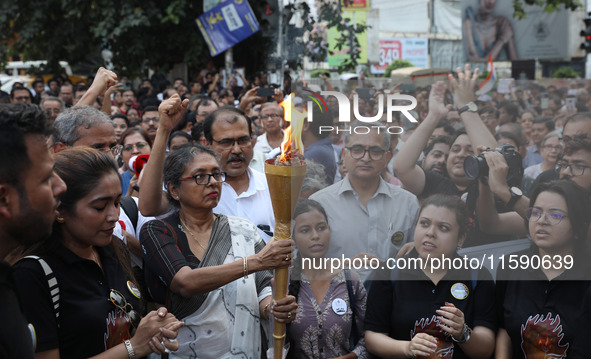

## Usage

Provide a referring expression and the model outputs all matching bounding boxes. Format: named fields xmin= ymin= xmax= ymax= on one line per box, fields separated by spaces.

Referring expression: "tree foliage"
xmin=1 ymin=0 xmax=282 ymax=78
xmin=512 ymin=0 xmax=581 ymax=19
xmin=383 ymin=60 xmax=413 ymax=78
xmin=284 ymin=0 xmax=369 ymax=74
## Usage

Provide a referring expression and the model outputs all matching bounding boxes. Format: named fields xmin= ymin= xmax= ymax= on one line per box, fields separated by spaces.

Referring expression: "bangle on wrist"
xmin=264 ymin=302 xmax=271 ymax=319
xmin=243 ymin=257 xmax=249 ymax=279
xmin=124 ymin=339 xmax=136 ymax=359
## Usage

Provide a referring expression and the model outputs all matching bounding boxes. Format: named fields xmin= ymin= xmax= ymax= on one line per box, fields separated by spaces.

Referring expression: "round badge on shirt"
xmin=127 ymin=281 xmax=141 ymax=299
xmin=450 ymin=283 xmax=469 ymax=300
xmin=391 ymin=231 xmax=404 ymax=246
xmin=332 ymin=298 xmax=347 ymax=315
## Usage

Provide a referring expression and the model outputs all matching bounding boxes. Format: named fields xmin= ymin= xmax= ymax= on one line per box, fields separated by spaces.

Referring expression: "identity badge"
xmin=450 ymin=283 xmax=469 ymax=300
xmin=332 ymin=298 xmax=347 ymax=315
xmin=127 ymin=281 xmax=141 ymax=299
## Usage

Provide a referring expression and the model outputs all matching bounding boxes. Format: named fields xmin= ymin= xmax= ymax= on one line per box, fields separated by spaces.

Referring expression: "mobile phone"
xmin=400 ymin=83 xmax=416 ymax=92
xmin=356 ymin=88 xmax=376 ymax=98
xmin=540 ymin=92 xmax=549 ymax=110
xmin=257 ymin=87 xmax=274 ymax=97
xmin=566 ymin=95 xmax=576 ymax=112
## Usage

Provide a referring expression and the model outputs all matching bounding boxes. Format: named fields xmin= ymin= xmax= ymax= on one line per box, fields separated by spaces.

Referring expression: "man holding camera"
xmin=477 ymin=120 xmax=591 ymax=238
xmin=393 ymin=65 xmax=505 ymax=246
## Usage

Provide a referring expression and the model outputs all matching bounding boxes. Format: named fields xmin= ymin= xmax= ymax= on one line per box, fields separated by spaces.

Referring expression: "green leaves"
xmin=512 ymin=0 xmax=581 ymax=19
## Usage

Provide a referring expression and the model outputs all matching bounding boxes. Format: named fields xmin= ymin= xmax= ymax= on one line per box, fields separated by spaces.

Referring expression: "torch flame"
xmin=278 ymin=94 xmax=306 ymax=163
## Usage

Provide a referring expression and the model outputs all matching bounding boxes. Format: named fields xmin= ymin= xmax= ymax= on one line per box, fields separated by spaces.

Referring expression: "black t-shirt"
xmin=13 ymin=243 xmax=140 ymax=358
xmin=0 ymin=261 xmax=35 ymax=359
xmin=496 ymin=246 xmax=591 ymax=358
xmin=422 ymin=170 xmax=512 ymax=247
xmin=365 ymin=252 xmax=497 ymax=359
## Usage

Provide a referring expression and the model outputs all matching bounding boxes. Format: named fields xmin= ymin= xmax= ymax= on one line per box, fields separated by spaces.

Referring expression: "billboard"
xmin=370 ymin=38 xmax=429 ymax=74
xmin=461 ymin=0 xmax=569 ymax=61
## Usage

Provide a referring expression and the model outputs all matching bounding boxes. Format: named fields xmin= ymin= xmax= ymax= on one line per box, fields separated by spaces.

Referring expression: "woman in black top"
xmin=14 ymin=148 xmax=182 ymax=359
xmin=496 ymin=180 xmax=591 ymax=358
xmin=365 ymin=194 xmax=496 ymax=358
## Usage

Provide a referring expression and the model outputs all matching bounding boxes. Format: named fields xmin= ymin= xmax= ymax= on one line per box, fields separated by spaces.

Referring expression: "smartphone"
xmin=566 ymin=95 xmax=576 ymax=112
xmin=257 ymin=87 xmax=274 ymax=97
xmin=540 ymin=92 xmax=549 ymax=110
xmin=356 ymin=88 xmax=376 ymax=98
xmin=400 ymin=83 xmax=416 ymax=92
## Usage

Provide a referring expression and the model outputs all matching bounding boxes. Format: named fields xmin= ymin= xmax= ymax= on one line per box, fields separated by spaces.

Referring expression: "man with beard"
xmin=139 ymin=106 xmax=159 ymax=142
xmin=421 ymin=135 xmax=451 ymax=175
xmin=0 ymin=103 xmax=67 ymax=358
xmin=120 ymin=89 xmax=136 ymax=114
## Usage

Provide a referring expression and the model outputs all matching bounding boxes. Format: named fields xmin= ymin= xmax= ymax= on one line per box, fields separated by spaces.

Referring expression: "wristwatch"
xmin=458 ymin=102 xmax=478 ymax=115
xmin=452 ymin=323 xmax=472 ymax=344
xmin=506 ymin=186 xmax=523 ymax=210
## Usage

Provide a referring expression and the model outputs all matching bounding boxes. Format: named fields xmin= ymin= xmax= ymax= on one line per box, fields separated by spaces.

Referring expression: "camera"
xmin=463 ymin=144 xmax=523 ymax=187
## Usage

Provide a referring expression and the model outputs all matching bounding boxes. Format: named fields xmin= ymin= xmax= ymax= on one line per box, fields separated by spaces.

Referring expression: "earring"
xmin=56 ymin=216 xmax=65 ymax=223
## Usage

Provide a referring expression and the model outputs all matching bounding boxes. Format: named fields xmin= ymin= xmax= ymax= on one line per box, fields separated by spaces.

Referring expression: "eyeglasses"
xmin=44 ymin=108 xmax=61 ymax=114
xmin=122 ymin=142 xmax=149 ymax=152
xmin=555 ymin=161 xmax=591 ymax=176
xmin=346 ymin=145 xmax=387 ymax=160
xmin=542 ymin=145 xmax=562 ymax=152
xmin=97 ymin=145 xmax=123 ymax=157
xmin=141 ymin=117 xmax=159 ymax=124
xmin=179 ymin=172 xmax=226 ymax=185
xmin=261 ymin=114 xmax=282 ymax=120
xmin=526 ymin=207 xmax=568 ymax=226
xmin=109 ymin=289 xmax=141 ymax=328
xmin=211 ymin=136 xmax=252 ymax=149
xmin=481 ymin=116 xmax=497 ymax=121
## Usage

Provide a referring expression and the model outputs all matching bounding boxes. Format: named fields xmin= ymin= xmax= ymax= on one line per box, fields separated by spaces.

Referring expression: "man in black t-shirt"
xmin=0 ymin=103 xmax=66 ymax=358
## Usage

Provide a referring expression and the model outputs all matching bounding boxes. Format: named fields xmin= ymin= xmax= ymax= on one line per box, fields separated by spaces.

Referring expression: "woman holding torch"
xmin=140 ymin=144 xmax=297 ymax=358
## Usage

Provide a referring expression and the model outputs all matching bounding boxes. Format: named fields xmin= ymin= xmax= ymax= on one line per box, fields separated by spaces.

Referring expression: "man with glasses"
xmin=204 ymin=107 xmax=275 ymax=242
xmin=40 ymin=96 xmax=64 ymax=126
xmin=139 ymin=106 xmax=159 ymax=142
xmin=477 ymin=135 xmax=591 ymax=238
xmin=310 ymin=121 xmax=420 ymax=280
xmin=9 ymin=86 xmax=32 ymax=104
xmin=53 ymin=102 xmax=150 ymax=264
xmin=254 ymin=102 xmax=284 ymax=154
xmin=0 ymin=103 xmax=66 ymax=358
xmin=138 ymin=101 xmax=276 ymax=242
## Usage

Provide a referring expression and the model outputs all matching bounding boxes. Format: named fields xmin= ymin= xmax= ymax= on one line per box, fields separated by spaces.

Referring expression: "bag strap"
xmin=120 ymin=196 xmax=139 ymax=233
xmin=24 ymin=256 xmax=60 ymax=328
xmin=344 ymin=268 xmax=357 ymax=352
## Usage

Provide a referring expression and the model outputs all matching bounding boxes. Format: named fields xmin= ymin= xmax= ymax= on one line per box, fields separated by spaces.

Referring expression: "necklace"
xmin=180 ymin=216 xmax=208 ymax=251
xmin=91 ymin=249 xmax=102 ymax=270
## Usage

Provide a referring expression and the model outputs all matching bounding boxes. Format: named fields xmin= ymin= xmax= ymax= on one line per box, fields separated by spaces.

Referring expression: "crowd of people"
xmin=1 ymin=61 xmax=591 ymax=359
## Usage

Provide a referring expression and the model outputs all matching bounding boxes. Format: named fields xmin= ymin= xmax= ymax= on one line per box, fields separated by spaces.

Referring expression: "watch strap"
xmin=507 ymin=188 xmax=522 ymax=210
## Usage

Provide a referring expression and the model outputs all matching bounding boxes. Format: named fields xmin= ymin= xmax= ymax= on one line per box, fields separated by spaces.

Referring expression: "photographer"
xmin=394 ymin=65 xmax=501 ymax=246
xmin=477 ymin=136 xmax=591 ymax=240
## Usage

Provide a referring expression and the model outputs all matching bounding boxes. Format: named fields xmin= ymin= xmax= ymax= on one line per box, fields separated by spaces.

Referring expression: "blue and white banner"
xmin=196 ymin=0 xmax=260 ymax=56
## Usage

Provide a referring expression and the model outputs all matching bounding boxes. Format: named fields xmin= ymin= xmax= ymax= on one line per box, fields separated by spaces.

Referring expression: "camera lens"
xmin=464 ymin=155 xmax=487 ymax=180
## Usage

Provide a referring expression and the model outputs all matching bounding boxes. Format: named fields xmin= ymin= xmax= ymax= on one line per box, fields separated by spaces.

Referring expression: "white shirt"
xmin=114 ymin=196 xmax=155 ymax=267
xmin=214 ymin=168 xmax=275 ymax=242
xmin=254 ymin=131 xmax=283 ymax=153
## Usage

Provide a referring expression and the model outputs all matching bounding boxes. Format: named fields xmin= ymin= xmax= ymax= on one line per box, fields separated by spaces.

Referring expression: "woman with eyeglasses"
xmin=119 ymin=128 xmax=152 ymax=197
xmin=496 ymin=180 xmax=591 ymax=358
xmin=13 ymin=147 xmax=182 ymax=359
xmin=522 ymin=133 xmax=562 ymax=195
xmin=140 ymin=144 xmax=297 ymax=358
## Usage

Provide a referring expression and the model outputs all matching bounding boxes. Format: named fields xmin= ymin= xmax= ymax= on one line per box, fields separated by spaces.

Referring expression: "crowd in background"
xmin=2 ymin=61 xmax=591 ymax=358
